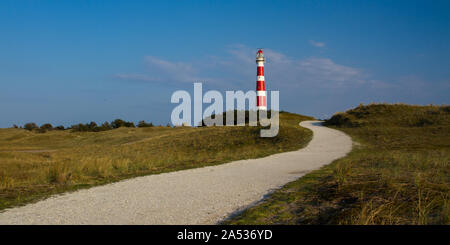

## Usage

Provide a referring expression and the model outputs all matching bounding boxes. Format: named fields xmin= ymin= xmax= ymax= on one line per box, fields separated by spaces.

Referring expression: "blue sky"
xmin=1 ymin=0 xmax=449 ymax=127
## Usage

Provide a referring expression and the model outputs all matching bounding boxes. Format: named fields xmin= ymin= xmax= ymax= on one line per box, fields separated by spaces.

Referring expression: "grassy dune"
xmin=0 ymin=112 xmax=313 ymax=211
xmin=226 ymin=104 xmax=450 ymax=225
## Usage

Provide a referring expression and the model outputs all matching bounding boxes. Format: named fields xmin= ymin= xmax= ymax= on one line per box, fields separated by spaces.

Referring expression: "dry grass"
xmin=0 ymin=112 xmax=313 ymax=211
xmin=226 ymin=104 xmax=450 ymax=225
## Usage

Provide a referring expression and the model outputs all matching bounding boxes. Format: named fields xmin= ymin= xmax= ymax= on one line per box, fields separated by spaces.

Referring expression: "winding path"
xmin=0 ymin=121 xmax=352 ymax=224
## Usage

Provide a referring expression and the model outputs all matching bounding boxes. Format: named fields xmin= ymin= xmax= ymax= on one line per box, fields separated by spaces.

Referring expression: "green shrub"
xmin=138 ymin=120 xmax=154 ymax=128
xmin=71 ymin=123 xmax=88 ymax=132
xmin=201 ymin=110 xmax=277 ymax=126
xmin=111 ymin=119 xmax=135 ymax=128
xmin=71 ymin=119 xmax=136 ymax=132
xmin=24 ymin=123 xmax=38 ymax=131
xmin=99 ymin=122 xmax=112 ymax=131
xmin=40 ymin=123 xmax=53 ymax=130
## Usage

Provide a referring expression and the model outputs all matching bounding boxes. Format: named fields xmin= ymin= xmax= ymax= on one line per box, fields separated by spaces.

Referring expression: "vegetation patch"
xmin=0 ymin=112 xmax=313 ymax=211
xmin=226 ymin=104 xmax=449 ymax=225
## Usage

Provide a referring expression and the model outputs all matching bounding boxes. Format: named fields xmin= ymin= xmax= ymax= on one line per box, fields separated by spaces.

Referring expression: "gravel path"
xmin=0 ymin=121 xmax=352 ymax=225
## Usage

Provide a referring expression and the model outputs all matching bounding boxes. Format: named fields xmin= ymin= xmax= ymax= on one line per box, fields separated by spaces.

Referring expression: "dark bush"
xmin=111 ymin=119 xmax=125 ymax=128
xmin=24 ymin=123 xmax=38 ymax=131
xmin=138 ymin=120 xmax=153 ymax=128
xmin=201 ymin=110 xmax=274 ymax=126
xmin=88 ymin=121 xmax=97 ymax=129
xmin=99 ymin=122 xmax=112 ymax=131
xmin=71 ymin=123 xmax=89 ymax=132
xmin=40 ymin=123 xmax=53 ymax=130
xmin=54 ymin=125 xmax=65 ymax=130
xmin=71 ymin=119 xmax=137 ymax=132
xmin=66 ymin=119 xmax=153 ymax=132
xmin=111 ymin=119 xmax=135 ymax=128
xmin=323 ymin=113 xmax=353 ymax=127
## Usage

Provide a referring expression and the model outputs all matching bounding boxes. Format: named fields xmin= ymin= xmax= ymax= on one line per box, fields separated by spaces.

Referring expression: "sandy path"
xmin=0 ymin=121 xmax=352 ymax=225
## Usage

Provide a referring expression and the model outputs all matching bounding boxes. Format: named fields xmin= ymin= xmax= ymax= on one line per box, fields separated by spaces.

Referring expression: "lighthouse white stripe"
xmin=257 ymin=91 xmax=266 ymax=96
xmin=257 ymin=62 xmax=265 ymax=67
xmin=257 ymin=76 xmax=264 ymax=81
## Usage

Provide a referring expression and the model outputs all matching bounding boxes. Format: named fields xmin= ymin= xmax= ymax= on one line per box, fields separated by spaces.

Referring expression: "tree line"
xmin=14 ymin=119 xmax=157 ymax=133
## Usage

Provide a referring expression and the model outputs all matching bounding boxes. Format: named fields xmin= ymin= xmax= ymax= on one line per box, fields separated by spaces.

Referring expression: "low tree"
xmin=24 ymin=122 xmax=38 ymax=131
xmin=71 ymin=123 xmax=89 ymax=132
xmin=100 ymin=121 xmax=112 ymax=131
xmin=111 ymin=119 xmax=125 ymax=129
xmin=124 ymin=121 xmax=135 ymax=128
xmin=138 ymin=120 xmax=154 ymax=128
xmin=69 ymin=119 xmax=137 ymax=132
xmin=88 ymin=122 xmax=98 ymax=131
xmin=111 ymin=119 xmax=135 ymax=128
xmin=54 ymin=125 xmax=65 ymax=130
xmin=40 ymin=123 xmax=53 ymax=130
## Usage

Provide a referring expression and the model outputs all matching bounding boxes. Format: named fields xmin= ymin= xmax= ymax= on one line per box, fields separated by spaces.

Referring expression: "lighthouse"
xmin=256 ymin=49 xmax=267 ymax=110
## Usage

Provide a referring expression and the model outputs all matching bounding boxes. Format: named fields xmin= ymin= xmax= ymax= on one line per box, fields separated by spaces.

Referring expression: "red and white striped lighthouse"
xmin=256 ymin=49 xmax=267 ymax=110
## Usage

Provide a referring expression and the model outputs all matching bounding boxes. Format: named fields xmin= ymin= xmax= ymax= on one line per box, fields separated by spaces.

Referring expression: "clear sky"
xmin=1 ymin=0 xmax=449 ymax=127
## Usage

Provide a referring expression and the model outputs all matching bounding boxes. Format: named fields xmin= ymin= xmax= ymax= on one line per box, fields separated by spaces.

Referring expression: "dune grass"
xmin=226 ymin=104 xmax=450 ymax=225
xmin=0 ymin=112 xmax=313 ymax=211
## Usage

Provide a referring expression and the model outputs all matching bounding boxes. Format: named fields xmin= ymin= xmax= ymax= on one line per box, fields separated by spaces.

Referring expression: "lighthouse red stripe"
xmin=257 ymin=67 xmax=264 ymax=76
xmin=256 ymin=80 xmax=265 ymax=91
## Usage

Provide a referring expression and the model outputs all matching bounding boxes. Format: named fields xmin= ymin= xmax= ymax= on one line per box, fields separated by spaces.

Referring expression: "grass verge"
xmin=225 ymin=104 xmax=449 ymax=225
